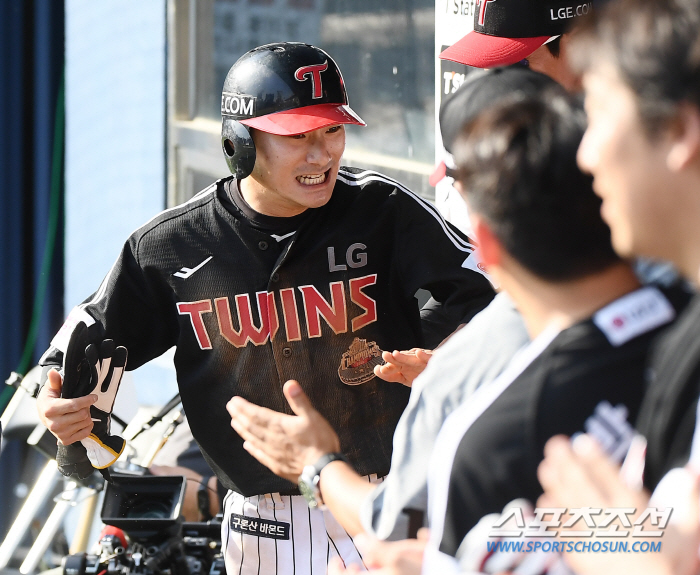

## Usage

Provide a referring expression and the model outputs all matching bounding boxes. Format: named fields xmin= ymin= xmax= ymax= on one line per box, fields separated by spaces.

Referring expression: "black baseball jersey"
xmin=637 ymin=293 xmax=700 ymax=491
xmin=428 ymin=285 xmax=689 ymax=557
xmin=41 ymin=167 xmax=494 ymax=496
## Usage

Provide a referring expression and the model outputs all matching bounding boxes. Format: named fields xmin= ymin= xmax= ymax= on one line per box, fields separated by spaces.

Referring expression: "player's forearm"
xmin=319 ymin=461 xmax=377 ymax=537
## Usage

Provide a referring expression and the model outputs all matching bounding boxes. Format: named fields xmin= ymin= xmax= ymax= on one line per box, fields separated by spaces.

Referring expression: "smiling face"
xmin=240 ymin=124 xmax=345 ymax=217
xmin=576 ymin=62 xmax=677 ymax=261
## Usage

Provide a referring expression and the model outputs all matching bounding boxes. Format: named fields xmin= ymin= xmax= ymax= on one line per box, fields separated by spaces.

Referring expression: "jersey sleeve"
xmin=394 ymin=193 xmax=495 ymax=348
xmin=40 ymin=234 xmax=179 ymax=372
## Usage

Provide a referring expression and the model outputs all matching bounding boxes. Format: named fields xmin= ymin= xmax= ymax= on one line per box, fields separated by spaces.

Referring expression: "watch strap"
xmin=312 ymin=452 xmax=347 ymax=476
xmin=311 ymin=452 xmax=347 ymax=507
xmin=298 ymin=453 xmax=348 ymax=509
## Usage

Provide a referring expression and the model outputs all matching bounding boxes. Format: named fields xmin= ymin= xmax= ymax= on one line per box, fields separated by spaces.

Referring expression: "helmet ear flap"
xmin=221 ymin=119 xmax=256 ymax=179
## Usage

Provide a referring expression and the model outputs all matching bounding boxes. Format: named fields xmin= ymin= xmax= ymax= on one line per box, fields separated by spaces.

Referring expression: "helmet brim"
xmin=439 ymin=32 xmax=550 ymax=69
xmin=239 ymin=103 xmax=366 ymax=136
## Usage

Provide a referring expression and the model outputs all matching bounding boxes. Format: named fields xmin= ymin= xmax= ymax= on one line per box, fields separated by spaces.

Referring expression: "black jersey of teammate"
xmin=41 ymin=167 xmax=494 ymax=497
xmin=435 ymin=286 xmax=689 ymax=557
xmin=637 ymin=293 xmax=700 ymax=491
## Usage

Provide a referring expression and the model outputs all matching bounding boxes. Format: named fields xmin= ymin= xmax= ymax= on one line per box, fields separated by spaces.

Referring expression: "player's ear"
xmin=471 ymin=214 xmax=502 ymax=269
xmin=666 ymin=103 xmax=700 ymax=172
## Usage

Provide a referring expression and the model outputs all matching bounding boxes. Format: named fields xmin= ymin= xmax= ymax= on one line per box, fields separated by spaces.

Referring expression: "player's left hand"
xmin=374 ymin=348 xmax=433 ymax=387
xmin=328 ymin=531 xmax=427 ymax=575
xmin=227 ymin=380 xmax=341 ymax=482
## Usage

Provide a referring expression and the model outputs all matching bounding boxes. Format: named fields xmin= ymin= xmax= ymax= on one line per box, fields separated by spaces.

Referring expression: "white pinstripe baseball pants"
xmin=222 ymin=475 xmax=382 ymax=575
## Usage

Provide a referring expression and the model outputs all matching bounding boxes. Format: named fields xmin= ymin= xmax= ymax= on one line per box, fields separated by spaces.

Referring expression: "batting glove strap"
xmin=82 ymin=408 xmax=126 ymax=468
xmin=56 ymin=442 xmax=95 ymax=479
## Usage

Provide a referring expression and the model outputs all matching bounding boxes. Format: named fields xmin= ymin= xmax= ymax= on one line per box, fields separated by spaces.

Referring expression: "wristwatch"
xmin=298 ymin=453 xmax=347 ymax=509
xmin=198 ymin=475 xmax=213 ymax=521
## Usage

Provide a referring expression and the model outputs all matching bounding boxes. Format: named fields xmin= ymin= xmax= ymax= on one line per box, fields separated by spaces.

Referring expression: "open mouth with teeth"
xmin=296 ymin=169 xmax=331 ymax=186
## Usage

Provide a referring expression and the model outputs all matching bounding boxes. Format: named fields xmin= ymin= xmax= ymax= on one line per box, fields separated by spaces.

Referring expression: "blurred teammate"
xmin=572 ymin=0 xmax=700 ymax=492
xmin=535 ymin=1 xmax=700 ymax=574
xmin=422 ymin=90 xmax=689 ymax=569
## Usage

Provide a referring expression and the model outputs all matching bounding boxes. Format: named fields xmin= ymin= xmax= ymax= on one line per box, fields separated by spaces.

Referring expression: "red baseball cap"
xmin=440 ymin=35 xmax=551 ymax=69
xmin=430 ymin=67 xmax=564 ymax=185
xmin=240 ymin=103 xmax=365 ymax=136
xmin=440 ymin=0 xmax=592 ymax=68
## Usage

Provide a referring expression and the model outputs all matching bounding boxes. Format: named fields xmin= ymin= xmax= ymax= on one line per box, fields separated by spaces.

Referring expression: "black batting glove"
xmin=60 ymin=321 xmax=128 ymax=476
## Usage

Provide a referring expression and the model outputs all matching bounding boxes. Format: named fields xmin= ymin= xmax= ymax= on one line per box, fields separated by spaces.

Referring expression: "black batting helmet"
xmin=221 ymin=42 xmax=365 ymax=179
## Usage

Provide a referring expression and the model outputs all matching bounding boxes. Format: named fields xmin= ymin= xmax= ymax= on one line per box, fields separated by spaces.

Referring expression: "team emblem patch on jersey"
xmin=338 ymin=337 xmax=385 ymax=385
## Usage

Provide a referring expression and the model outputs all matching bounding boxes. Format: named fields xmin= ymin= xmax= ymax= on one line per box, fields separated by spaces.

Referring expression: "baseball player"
xmin=36 ymin=42 xmax=494 ymax=575
xmin=423 ymin=90 xmax=690 ymax=571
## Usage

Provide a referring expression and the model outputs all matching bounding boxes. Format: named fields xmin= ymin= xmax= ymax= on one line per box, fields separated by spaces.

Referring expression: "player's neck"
xmin=501 ymin=262 xmax=642 ymax=339
xmin=641 ymin=168 xmax=700 ymax=286
xmin=239 ymin=176 xmax=308 ymax=218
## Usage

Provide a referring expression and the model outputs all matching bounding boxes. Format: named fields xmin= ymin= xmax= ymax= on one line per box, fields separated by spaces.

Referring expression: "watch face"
xmin=298 ymin=469 xmax=320 ymax=508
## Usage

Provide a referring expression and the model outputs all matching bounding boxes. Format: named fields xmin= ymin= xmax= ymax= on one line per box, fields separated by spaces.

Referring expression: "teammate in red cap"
xmin=36 ymin=42 xmax=494 ymax=575
xmin=431 ymin=0 xmax=591 ymax=238
xmin=440 ymin=0 xmax=591 ymax=92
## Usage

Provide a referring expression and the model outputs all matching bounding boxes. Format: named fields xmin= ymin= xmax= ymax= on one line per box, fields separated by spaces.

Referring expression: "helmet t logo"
xmin=476 ymin=0 xmax=497 ymax=26
xmin=295 ymin=61 xmax=329 ymax=99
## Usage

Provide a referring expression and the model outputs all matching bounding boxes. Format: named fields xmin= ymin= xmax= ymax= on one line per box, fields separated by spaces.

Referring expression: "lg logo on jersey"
xmin=176 ymin=275 xmax=378 ymax=350
xmin=328 ymin=243 xmax=367 ymax=272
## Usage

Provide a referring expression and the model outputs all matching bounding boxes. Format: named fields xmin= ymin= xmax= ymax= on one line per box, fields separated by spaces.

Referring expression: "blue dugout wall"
xmin=0 ymin=0 xmax=66 ymax=538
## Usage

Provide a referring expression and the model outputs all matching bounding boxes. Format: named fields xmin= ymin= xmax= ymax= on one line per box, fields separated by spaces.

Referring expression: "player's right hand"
xmin=36 ymin=368 xmax=96 ymax=446
xmin=227 ymin=380 xmax=341 ymax=482
xmin=374 ymin=348 xmax=433 ymax=387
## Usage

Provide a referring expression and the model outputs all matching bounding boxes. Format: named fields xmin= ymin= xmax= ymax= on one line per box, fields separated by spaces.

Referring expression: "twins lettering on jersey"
xmin=177 ymin=275 xmax=378 ymax=350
